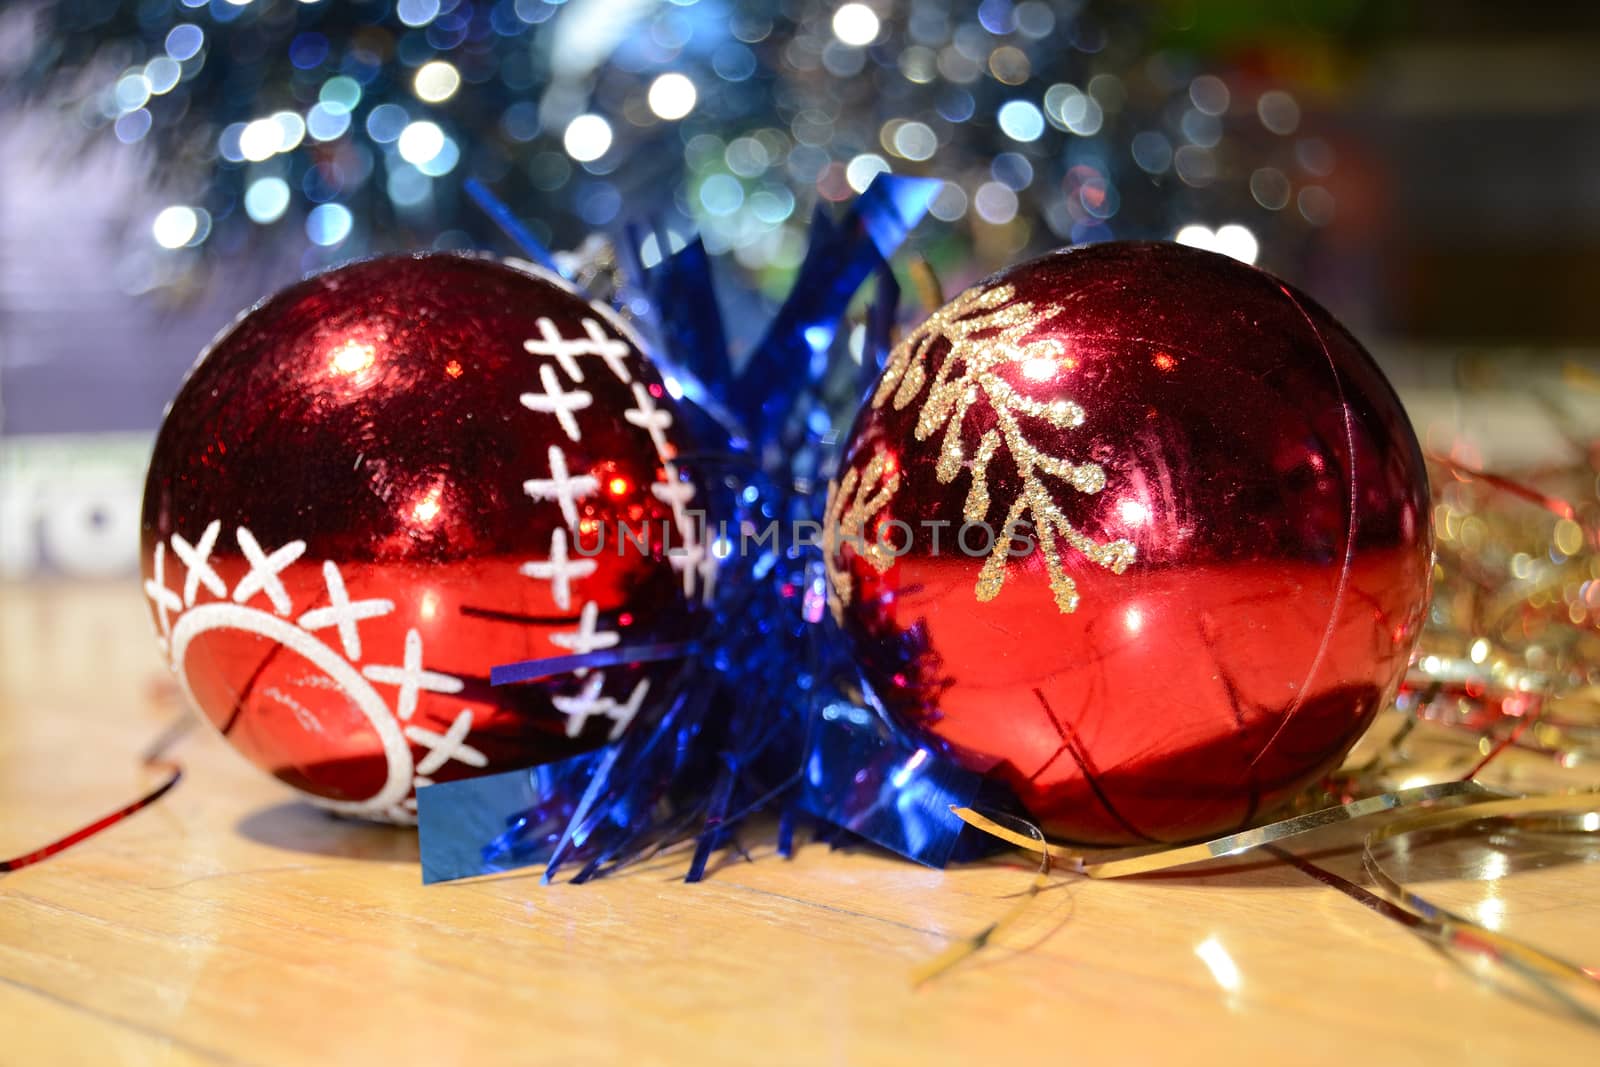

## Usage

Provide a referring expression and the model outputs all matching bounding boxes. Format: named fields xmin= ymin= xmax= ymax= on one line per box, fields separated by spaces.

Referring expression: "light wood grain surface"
xmin=3 ymin=580 xmax=1599 ymax=1066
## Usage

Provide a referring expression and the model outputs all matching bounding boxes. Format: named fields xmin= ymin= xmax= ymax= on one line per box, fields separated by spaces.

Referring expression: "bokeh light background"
xmin=4 ymin=0 xmax=1600 ymax=578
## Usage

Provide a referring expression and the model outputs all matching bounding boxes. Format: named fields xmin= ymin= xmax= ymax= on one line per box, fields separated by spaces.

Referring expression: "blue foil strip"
xmin=730 ymin=174 xmax=940 ymax=441
xmin=418 ymin=751 xmax=605 ymax=884
xmin=490 ymin=641 xmax=698 ymax=686
xmin=464 ymin=178 xmax=562 ymax=275
xmin=793 ymin=696 xmax=999 ymax=869
xmin=643 ymin=237 xmax=731 ymax=388
xmin=863 ymin=260 xmax=901 ymax=397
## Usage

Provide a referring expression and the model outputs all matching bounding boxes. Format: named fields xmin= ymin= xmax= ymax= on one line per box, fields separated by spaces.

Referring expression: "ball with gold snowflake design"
xmin=826 ymin=242 xmax=1432 ymax=845
xmin=141 ymin=254 xmax=713 ymax=823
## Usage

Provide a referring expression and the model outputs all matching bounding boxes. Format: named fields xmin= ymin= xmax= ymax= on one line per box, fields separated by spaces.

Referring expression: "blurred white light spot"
xmin=145 ymin=57 xmax=182 ymax=95
xmin=1045 ymin=84 xmax=1103 ymax=136
xmin=1189 ymin=75 xmax=1230 ymax=116
xmin=563 ymin=114 xmax=613 ymax=162
xmin=165 ymin=24 xmax=204 ymax=61
xmin=306 ymin=203 xmax=353 ymax=246
xmin=244 ymin=177 xmax=291 ymax=223
xmin=413 ymin=61 xmax=460 ymax=103
xmin=1298 ymin=185 xmax=1336 ymax=226
xmin=699 ymin=173 xmax=744 ymax=216
xmin=648 ymin=73 xmax=697 ymax=120
xmin=114 ymin=73 xmax=151 ymax=112
xmin=273 ymin=111 xmax=306 ymax=153
xmin=320 ymin=76 xmax=361 ymax=110
xmin=115 ymin=109 xmax=153 ymax=143
xmin=1470 ymin=638 xmax=1490 ymax=664
xmin=367 ymin=104 xmax=411 ymax=143
xmin=1124 ymin=607 xmax=1143 ymax=634
xmin=1119 ymin=499 xmax=1150 ymax=526
xmin=929 ymin=181 xmax=967 ymax=221
xmin=1173 ymin=145 xmax=1215 ymax=186
xmin=1249 ymin=167 xmax=1291 ymax=211
xmin=306 ymin=103 xmax=351 ymax=141
xmin=396 ymin=0 xmax=441 ymax=27
xmin=725 ymin=137 xmax=771 ymax=177
xmin=239 ymin=117 xmax=282 ymax=161
xmin=1181 ymin=108 xmax=1222 ymax=148
xmin=1214 ymin=224 xmax=1258 ymax=264
xmin=1174 ymin=223 xmax=1258 ymax=265
xmin=1062 ymin=94 xmax=1103 ymax=136
xmin=997 ymin=100 xmax=1044 ymax=142
xmin=749 ymin=187 xmax=795 ymax=224
xmin=1195 ymin=937 xmax=1240 ymax=991
xmin=416 ymin=136 xmax=460 ymax=177
xmin=973 ymin=181 xmax=1018 ymax=224
xmin=1297 ymin=139 xmax=1336 ymax=177
xmin=1257 ymin=90 xmax=1301 ymax=135
xmin=152 ymin=206 xmax=199 ymax=249
xmin=892 ymin=120 xmax=937 ymax=161
xmin=388 ymin=165 xmax=432 ymax=208
xmin=1043 ymin=82 xmax=1080 ymax=128
xmin=218 ymin=122 xmax=246 ymax=162
xmin=398 ymin=120 xmax=446 ymax=165
xmin=1131 ymin=130 xmax=1172 ymax=174
xmin=845 ymin=153 xmax=891 ymax=193
xmin=832 ymin=3 xmax=880 ymax=46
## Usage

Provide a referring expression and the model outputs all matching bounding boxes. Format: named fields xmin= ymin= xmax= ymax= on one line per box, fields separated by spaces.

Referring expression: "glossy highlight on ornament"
xmin=827 ymin=242 xmax=1433 ymax=845
xmin=140 ymin=253 xmax=709 ymax=822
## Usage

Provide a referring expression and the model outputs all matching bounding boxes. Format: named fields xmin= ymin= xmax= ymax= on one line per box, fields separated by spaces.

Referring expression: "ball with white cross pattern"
xmin=140 ymin=254 xmax=714 ymax=823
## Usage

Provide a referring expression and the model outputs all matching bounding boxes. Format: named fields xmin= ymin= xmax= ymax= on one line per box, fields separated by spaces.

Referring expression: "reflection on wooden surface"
xmin=2 ymin=581 xmax=1598 ymax=1064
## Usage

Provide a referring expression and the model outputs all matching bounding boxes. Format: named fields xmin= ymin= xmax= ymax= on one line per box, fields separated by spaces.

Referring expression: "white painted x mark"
xmin=361 ymin=628 xmax=464 ymax=721
xmin=548 ymin=600 xmax=619 ymax=675
xmin=405 ymin=710 xmax=487 ymax=776
xmin=297 ymin=560 xmax=394 ymax=661
xmin=523 ymin=445 xmax=598 ymax=528
xmin=551 ymin=673 xmax=609 ymax=738
xmin=550 ymin=674 xmax=651 ymax=741
xmin=605 ymin=678 xmax=651 ymax=740
xmin=652 ymin=471 xmax=698 ymax=519
xmin=522 ymin=317 xmax=633 ymax=384
xmin=144 ymin=542 xmax=183 ymax=648
xmin=521 ymin=365 xmax=593 ymax=443
xmin=623 ymin=382 xmax=674 ymax=460
xmin=170 ymin=520 xmax=225 ymax=606
xmin=232 ymin=527 xmax=307 ymax=616
xmin=520 ymin=529 xmax=597 ymax=612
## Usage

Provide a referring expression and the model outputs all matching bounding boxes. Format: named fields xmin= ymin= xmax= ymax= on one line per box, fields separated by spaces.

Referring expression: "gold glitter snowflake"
xmin=863 ymin=281 xmax=1135 ymax=614
xmin=823 ymin=448 xmax=901 ymax=624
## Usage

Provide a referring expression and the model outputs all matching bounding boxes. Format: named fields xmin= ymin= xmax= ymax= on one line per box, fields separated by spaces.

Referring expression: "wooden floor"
xmin=3 ymin=581 xmax=1599 ymax=1065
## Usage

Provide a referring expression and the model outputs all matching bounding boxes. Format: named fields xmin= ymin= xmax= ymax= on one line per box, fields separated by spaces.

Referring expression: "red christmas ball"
xmin=141 ymin=254 xmax=712 ymax=822
xmin=826 ymin=242 xmax=1431 ymax=845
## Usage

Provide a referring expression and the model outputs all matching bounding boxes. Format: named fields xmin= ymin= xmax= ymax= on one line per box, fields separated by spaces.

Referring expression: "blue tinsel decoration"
xmin=416 ymin=174 xmax=1008 ymax=884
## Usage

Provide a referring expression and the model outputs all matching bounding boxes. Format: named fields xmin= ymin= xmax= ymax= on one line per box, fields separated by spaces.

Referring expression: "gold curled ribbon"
xmin=910 ymin=819 xmax=1052 ymax=988
xmin=1360 ymin=791 xmax=1600 ymax=992
xmin=953 ymin=779 xmax=1496 ymax=878
xmin=948 ymin=787 xmax=1600 ymax=1015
